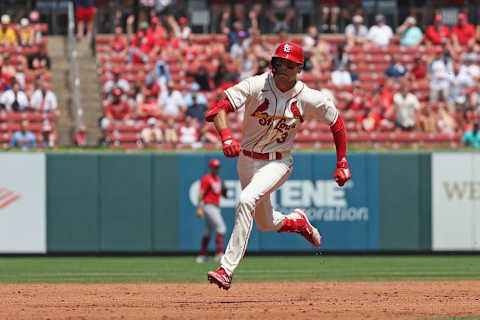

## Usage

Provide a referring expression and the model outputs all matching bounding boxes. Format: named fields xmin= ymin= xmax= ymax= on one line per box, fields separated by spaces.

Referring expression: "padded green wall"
xmin=47 ymin=154 xmax=180 ymax=252
xmin=378 ymin=153 xmax=431 ymax=250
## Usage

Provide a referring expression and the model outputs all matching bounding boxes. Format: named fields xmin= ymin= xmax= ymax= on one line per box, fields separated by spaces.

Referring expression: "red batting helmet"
xmin=209 ymin=158 xmax=221 ymax=167
xmin=272 ymin=42 xmax=304 ymax=64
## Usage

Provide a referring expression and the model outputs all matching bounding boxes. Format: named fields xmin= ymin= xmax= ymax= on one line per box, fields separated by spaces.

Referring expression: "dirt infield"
xmin=1 ymin=281 xmax=479 ymax=320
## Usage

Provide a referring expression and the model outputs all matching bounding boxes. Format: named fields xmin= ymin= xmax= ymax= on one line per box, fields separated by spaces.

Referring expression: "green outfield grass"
xmin=0 ymin=256 xmax=479 ymax=283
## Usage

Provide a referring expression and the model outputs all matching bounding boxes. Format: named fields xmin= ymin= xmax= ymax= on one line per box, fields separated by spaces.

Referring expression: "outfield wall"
xmin=0 ymin=152 xmax=473 ymax=253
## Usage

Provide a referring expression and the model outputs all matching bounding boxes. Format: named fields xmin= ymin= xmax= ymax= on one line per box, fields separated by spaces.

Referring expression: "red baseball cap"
xmin=179 ymin=17 xmax=188 ymax=24
xmin=272 ymin=41 xmax=304 ymax=64
xmin=112 ymin=88 xmax=123 ymax=97
xmin=434 ymin=14 xmax=443 ymax=23
xmin=458 ymin=13 xmax=467 ymax=21
xmin=209 ymin=158 xmax=221 ymax=167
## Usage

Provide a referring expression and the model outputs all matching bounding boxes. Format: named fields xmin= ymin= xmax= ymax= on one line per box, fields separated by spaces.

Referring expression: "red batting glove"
xmin=334 ymin=158 xmax=351 ymax=187
xmin=220 ymin=128 xmax=241 ymax=158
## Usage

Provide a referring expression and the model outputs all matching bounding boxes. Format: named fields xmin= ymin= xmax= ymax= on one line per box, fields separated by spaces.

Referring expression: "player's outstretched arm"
xmin=330 ymin=115 xmax=352 ymax=187
xmin=205 ymin=98 xmax=241 ymax=158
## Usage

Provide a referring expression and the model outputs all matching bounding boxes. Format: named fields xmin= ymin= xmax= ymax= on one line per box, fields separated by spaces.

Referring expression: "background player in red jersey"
xmin=196 ymin=158 xmax=227 ymax=263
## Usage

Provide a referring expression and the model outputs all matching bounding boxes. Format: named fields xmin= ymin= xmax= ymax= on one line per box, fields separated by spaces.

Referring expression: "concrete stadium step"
xmin=48 ymin=35 xmax=103 ymax=146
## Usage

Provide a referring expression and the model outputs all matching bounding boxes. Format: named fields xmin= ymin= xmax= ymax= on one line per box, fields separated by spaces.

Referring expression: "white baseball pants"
xmin=203 ymin=203 xmax=226 ymax=236
xmin=220 ymin=152 xmax=293 ymax=276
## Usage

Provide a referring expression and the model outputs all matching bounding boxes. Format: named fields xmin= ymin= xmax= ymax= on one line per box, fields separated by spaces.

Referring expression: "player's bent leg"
xmin=255 ymin=197 xmax=286 ymax=231
xmin=278 ymin=209 xmax=322 ymax=247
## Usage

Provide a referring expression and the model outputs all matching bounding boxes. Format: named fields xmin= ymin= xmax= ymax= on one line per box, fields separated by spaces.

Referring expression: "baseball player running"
xmin=205 ymin=42 xmax=351 ymax=290
xmin=196 ymin=158 xmax=226 ymax=263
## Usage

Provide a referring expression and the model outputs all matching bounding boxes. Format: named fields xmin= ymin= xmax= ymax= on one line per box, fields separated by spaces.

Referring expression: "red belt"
xmin=242 ymin=150 xmax=282 ymax=160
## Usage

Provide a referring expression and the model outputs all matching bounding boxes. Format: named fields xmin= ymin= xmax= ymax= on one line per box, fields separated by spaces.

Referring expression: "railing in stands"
xmin=67 ymin=0 xmax=83 ymax=130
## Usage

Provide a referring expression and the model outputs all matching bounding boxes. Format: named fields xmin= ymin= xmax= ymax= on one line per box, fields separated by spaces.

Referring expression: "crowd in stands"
xmin=0 ymin=11 xmax=57 ymax=150
xmin=95 ymin=4 xmax=480 ymax=149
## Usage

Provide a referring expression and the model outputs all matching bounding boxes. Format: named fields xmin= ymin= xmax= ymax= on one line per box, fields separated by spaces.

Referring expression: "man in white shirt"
xmin=159 ymin=81 xmax=186 ymax=117
xmin=331 ymin=62 xmax=352 ymax=86
xmin=430 ymin=52 xmax=452 ymax=103
xmin=367 ymin=14 xmax=393 ymax=47
xmin=460 ymin=51 xmax=480 ymax=81
xmin=30 ymin=81 xmax=59 ymax=115
xmin=394 ymin=80 xmax=421 ymax=130
xmin=345 ymin=15 xmax=368 ymax=48
xmin=449 ymin=61 xmax=474 ymax=112
xmin=0 ymin=82 xmax=29 ymax=112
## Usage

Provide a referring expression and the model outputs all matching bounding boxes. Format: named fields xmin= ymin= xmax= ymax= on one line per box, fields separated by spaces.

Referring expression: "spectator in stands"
xmin=10 ymin=120 xmax=36 ymax=150
xmin=396 ymin=16 xmax=423 ymax=47
xmin=164 ymin=116 xmax=179 ymax=146
xmin=214 ymin=62 xmax=239 ymax=87
xmin=437 ymin=105 xmax=457 ymax=134
xmin=320 ymin=0 xmax=340 ymax=33
xmin=425 ymin=14 xmax=450 ymax=46
xmin=429 ymin=51 xmax=452 ymax=102
xmin=136 ymin=85 xmax=161 ymax=121
xmin=451 ymin=13 xmax=476 ymax=48
xmin=385 ymin=55 xmax=408 ymax=81
xmin=418 ymin=105 xmax=438 ymax=133
xmin=179 ymin=115 xmax=199 ymax=147
xmin=176 ymin=17 xmax=191 ymax=42
xmin=0 ymin=80 xmax=29 ymax=112
xmin=28 ymin=10 xmax=43 ymax=43
xmin=31 ymin=81 xmax=59 ymax=115
xmin=356 ymin=107 xmax=380 ymax=132
xmin=303 ymin=26 xmax=319 ymax=52
xmin=147 ymin=16 xmax=166 ymax=43
xmin=18 ymin=18 xmax=35 ymax=47
xmin=0 ymin=15 xmax=17 ymax=47
xmin=367 ymin=14 xmax=393 ymax=47
xmin=265 ymin=0 xmax=296 ymax=33
xmin=186 ymin=66 xmax=211 ymax=91
xmin=27 ymin=42 xmax=51 ymax=74
xmin=73 ymin=124 xmax=88 ymax=147
xmin=462 ymin=120 xmax=480 ymax=147
xmin=250 ymin=30 xmax=270 ymax=61
xmin=228 ymin=22 xmax=249 ymax=59
xmin=185 ymin=92 xmax=208 ymax=124
xmin=345 ymin=82 xmax=365 ymax=110
xmin=110 ymin=25 xmax=128 ymax=58
xmin=344 ymin=15 xmax=368 ymax=49
xmin=199 ymin=123 xmax=221 ymax=145
xmin=448 ymin=61 xmax=474 ymax=112
xmin=14 ymin=63 xmax=26 ymax=89
xmin=181 ymin=36 xmax=200 ymax=65
xmin=331 ymin=62 xmax=353 ymax=86
xmin=41 ymin=120 xmax=55 ymax=148
xmin=0 ymin=62 xmax=11 ymax=91
xmin=146 ymin=60 xmax=171 ymax=87
xmin=76 ymin=0 xmax=95 ymax=39
xmin=101 ymin=88 xmax=133 ymax=130
xmin=394 ymin=79 xmax=421 ymax=131
xmin=409 ymin=56 xmax=428 ymax=81
xmin=141 ymin=117 xmax=163 ymax=148
xmin=103 ymin=67 xmax=130 ymax=100
xmin=379 ymin=77 xmax=395 ymax=111
xmin=159 ymin=81 xmax=185 ymax=117
xmin=127 ymin=19 xmax=157 ymax=64
xmin=460 ymin=46 xmax=480 ymax=81
xmin=184 ymin=83 xmax=207 ymax=108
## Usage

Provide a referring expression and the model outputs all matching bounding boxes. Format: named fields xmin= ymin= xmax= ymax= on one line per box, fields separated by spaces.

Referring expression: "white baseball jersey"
xmin=225 ymin=72 xmax=338 ymax=153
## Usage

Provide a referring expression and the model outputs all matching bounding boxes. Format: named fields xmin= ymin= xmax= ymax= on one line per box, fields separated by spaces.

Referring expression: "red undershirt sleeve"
xmin=330 ymin=115 xmax=347 ymax=162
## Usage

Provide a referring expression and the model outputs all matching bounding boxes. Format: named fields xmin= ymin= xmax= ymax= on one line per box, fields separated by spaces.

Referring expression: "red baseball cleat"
xmin=295 ymin=209 xmax=322 ymax=247
xmin=207 ymin=267 xmax=232 ymax=290
xmin=278 ymin=209 xmax=322 ymax=247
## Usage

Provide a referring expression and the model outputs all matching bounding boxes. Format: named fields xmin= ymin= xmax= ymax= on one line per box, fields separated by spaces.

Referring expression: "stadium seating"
xmin=95 ymin=33 xmax=465 ymax=150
